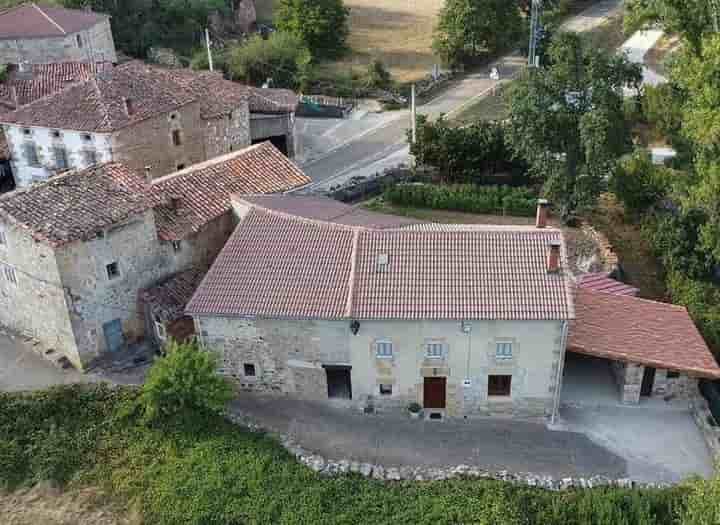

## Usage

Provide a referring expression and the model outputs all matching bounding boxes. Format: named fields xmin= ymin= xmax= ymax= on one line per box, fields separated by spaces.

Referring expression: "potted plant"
xmin=407 ymin=402 xmax=422 ymax=419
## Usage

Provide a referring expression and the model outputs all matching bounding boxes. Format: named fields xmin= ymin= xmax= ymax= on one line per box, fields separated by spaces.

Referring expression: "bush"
xmin=227 ymin=32 xmax=312 ymax=89
xmin=610 ymin=149 xmax=673 ymax=214
xmin=275 ymin=0 xmax=349 ymax=60
xmin=189 ymin=46 xmax=227 ymax=73
xmin=642 ymin=84 xmax=684 ymax=143
xmin=137 ymin=339 xmax=234 ymax=424
xmin=384 ymin=183 xmax=537 ymax=216
xmin=363 ymin=58 xmax=392 ymax=90
xmin=681 ymin=475 xmax=720 ymax=525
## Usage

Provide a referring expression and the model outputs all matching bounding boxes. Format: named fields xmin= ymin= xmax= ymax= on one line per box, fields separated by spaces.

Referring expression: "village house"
xmin=0 ymin=3 xmax=117 ymax=65
xmin=0 ymin=61 xmax=299 ymax=188
xmin=183 ymin=196 xmax=720 ymax=419
xmin=0 ymin=142 xmax=309 ymax=369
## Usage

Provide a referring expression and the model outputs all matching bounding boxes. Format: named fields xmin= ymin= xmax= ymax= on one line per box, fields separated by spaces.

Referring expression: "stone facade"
xmin=0 ymin=18 xmax=117 ymax=65
xmin=250 ymin=113 xmax=295 ymax=158
xmin=196 ymin=316 xmax=567 ymax=419
xmin=205 ymin=105 xmax=252 ymax=159
xmin=612 ymin=360 xmax=698 ymax=404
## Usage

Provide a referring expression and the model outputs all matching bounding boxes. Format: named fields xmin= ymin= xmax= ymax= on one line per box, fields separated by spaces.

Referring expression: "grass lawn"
xmin=1 ymin=385 xmax=686 ymax=525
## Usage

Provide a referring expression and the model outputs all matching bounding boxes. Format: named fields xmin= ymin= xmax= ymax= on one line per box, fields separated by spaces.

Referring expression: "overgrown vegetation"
xmin=275 ymin=0 xmax=350 ymax=60
xmin=1 ymin=383 xmax=709 ymax=525
xmin=384 ymin=184 xmax=537 ymax=217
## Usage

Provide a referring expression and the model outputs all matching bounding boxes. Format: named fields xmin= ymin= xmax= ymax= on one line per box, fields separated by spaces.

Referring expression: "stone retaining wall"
xmin=691 ymin=395 xmax=720 ymax=462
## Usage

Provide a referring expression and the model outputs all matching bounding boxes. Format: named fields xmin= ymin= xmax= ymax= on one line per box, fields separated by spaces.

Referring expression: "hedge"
xmin=384 ymin=183 xmax=537 ymax=217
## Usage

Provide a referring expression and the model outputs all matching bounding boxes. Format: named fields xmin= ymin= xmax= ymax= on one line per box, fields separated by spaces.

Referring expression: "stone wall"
xmin=250 ymin=113 xmax=295 ymax=158
xmin=0 ymin=19 xmax=117 ymax=64
xmin=612 ymin=360 xmax=698 ymax=404
xmin=652 ymin=369 xmax=698 ymax=400
xmin=204 ymin=103 xmax=252 ymax=159
xmin=112 ymin=102 xmax=206 ymax=179
xmin=691 ymin=395 xmax=720 ymax=462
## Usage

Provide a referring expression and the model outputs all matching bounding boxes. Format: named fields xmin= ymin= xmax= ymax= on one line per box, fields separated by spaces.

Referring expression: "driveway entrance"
xmin=561 ymin=352 xmax=619 ymax=408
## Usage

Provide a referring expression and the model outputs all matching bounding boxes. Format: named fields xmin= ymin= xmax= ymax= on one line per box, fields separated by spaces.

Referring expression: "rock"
xmin=350 ymin=461 xmax=361 ymax=473
xmin=309 ymin=457 xmax=325 ymax=472
xmin=337 ymin=460 xmax=350 ymax=474
xmin=372 ymin=465 xmax=385 ymax=480
xmin=360 ymin=463 xmax=373 ymax=477
xmin=386 ymin=467 xmax=401 ymax=481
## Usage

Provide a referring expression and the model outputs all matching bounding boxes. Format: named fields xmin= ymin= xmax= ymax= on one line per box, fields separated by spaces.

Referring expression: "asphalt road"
xmin=299 ymin=0 xmax=622 ymax=189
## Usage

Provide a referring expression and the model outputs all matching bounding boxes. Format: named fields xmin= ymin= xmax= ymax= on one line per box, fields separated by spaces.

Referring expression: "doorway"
xmin=641 ymin=366 xmax=656 ymax=397
xmin=102 ymin=319 xmax=124 ymax=353
xmin=325 ymin=366 xmax=352 ymax=399
xmin=423 ymin=377 xmax=447 ymax=409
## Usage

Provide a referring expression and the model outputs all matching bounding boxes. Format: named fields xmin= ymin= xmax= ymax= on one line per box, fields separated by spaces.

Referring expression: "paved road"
xmin=298 ymin=0 xmax=622 ymax=190
xmin=231 ymin=394 xmax=627 ymax=478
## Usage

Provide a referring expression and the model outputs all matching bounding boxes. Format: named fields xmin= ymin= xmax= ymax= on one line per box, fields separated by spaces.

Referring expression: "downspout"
xmin=551 ymin=320 xmax=569 ymax=425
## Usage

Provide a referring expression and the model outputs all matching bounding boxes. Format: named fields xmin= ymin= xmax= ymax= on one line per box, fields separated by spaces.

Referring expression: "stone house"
xmin=0 ymin=3 xmax=117 ymax=65
xmin=0 ymin=61 xmax=298 ymax=188
xmin=0 ymin=142 xmax=309 ymax=369
xmin=184 ymin=196 xmax=720 ymax=419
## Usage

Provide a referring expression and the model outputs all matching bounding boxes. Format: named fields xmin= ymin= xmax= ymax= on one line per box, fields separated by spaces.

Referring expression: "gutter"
xmin=551 ymin=320 xmax=569 ymax=426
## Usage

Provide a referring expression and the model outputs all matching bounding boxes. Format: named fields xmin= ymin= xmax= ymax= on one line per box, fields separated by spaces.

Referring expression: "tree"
xmin=227 ymin=32 xmax=312 ymax=89
xmin=505 ymin=32 xmax=642 ymax=221
xmin=275 ymin=0 xmax=349 ymax=60
xmin=137 ymin=339 xmax=233 ymax=424
xmin=433 ymin=0 xmax=522 ymax=69
xmin=610 ymin=149 xmax=673 ymax=214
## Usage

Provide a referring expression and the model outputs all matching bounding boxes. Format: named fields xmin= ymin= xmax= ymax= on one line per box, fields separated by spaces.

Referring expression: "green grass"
xmin=451 ymin=86 xmax=510 ymax=125
xmin=0 ymin=385 xmax=691 ymax=524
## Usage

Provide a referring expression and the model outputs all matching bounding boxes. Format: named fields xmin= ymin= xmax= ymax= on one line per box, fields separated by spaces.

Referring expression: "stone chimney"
xmin=547 ymin=240 xmax=561 ymax=273
xmin=16 ymin=61 xmax=32 ymax=81
xmin=144 ymin=166 xmax=152 ymax=182
xmin=536 ymin=199 xmax=549 ymax=229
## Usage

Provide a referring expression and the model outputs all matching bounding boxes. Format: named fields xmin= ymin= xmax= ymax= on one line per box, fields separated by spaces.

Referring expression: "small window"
xmin=0 ymin=229 xmax=6 ymax=245
xmin=23 ymin=143 xmax=39 ymax=166
xmin=379 ymin=384 xmax=392 ymax=395
xmin=426 ymin=342 xmax=443 ymax=359
xmin=488 ymin=375 xmax=512 ymax=397
xmin=375 ymin=340 xmax=393 ymax=358
xmin=54 ymin=147 xmax=68 ymax=170
xmin=105 ymin=262 xmax=120 ymax=280
xmin=22 ymin=128 xmax=31 ymax=136
xmin=170 ymin=113 xmax=177 ymax=120
xmin=172 ymin=129 xmax=182 ymax=146
xmin=51 ymin=130 xmax=61 ymax=139
xmin=76 ymin=34 xmax=83 ymax=48
xmin=81 ymin=133 xmax=92 ymax=142
xmin=244 ymin=363 xmax=256 ymax=377
xmin=171 ymin=240 xmax=182 ymax=252
xmin=667 ymin=370 xmax=680 ymax=379
xmin=82 ymin=149 xmax=97 ymax=166
xmin=176 ymin=164 xmax=185 ymax=171
xmin=2 ymin=264 xmax=17 ymax=286
xmin=496 ymin=342 xmax=513 ymax=360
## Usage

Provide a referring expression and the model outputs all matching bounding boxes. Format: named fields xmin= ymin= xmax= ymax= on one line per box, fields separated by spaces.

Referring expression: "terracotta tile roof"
xmin=0 ymin=62 xmax=111 ymax=109
xmin=142 ymin=268 xmax=206 ymax=323
xmin=150 ymin=142 xmax=310 ymax=241
xmin=577 ymin=272 xmax=639 ymax=296
xmin=0 ymin=61 xmax=196 ymax=132
xmin=569 ymin=288 xmax=720 ymax=378
xmin=0 ymin=3 xmax=108 ymax=39
xmin=0 ymin=163 xmax=152 ymax=246
xmin=187 ymin=198 xmax=575 ymax=321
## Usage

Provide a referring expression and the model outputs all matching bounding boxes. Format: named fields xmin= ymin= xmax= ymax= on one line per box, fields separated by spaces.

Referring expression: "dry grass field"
xmin=255 ymin=0 xmax=444 ymax=82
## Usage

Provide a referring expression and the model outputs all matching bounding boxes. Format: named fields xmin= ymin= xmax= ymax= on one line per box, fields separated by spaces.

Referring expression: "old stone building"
xmin=0 ymin=142 xmax=309 ymax=369
xmin=0 ymin=3 xmax=117 ymax=65
xmin=0 ymin=61 xmax=298 ymax=188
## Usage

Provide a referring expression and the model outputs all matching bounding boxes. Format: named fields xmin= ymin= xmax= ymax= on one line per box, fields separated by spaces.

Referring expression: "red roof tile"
xmin=142 ymin=268 xmax=206 ymax=323
xmin=0 ymin=3 xmax=108 ymax=39
xmin=0 ymin=163 xmax=152 ymax=246
xmin=577 ymin=272 xmax=639 ymax=296
xmin=568 ymin=288 xmax=720 ymax=378
xmin=186 ymin=200 xmax=575 ymax=321
xmin=150 ymin=142 xmax=310 ymax=241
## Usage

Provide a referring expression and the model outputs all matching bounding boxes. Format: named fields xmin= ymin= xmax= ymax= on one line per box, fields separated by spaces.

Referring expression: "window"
xmin=51 ymin=130 xmax=61 ymax=139
xmin=488 ymin=375 xmax=512 ymax=397
xmin=81 ymin=133 xmax=92 ymax=142
xmin=379 ymin=384 xmax=392 ymax=395
xmin=495 ymin=341 xmax=513 ymax=360
xmin=375 ymin=340 xmax=393 ymax=358
xmin=172 ymin=240 xmax=182 ymax=252
xmin=105 ymin=262 xmax=120 ymax=280
xmin=82 ymin=149 xmax=97 ymax=166
xmin=170 ymin=113 xmax=177 ymax=120
xmin=76 ymin=34 xmax=83 ymax=48
xmin=0 ymin=229 xmax=6 ymax=246
xmin=54 ymin=147 xmax=68 ymax=170
xmin=22 ymin=128 xmax=31 ymax=136
xmin=426 ymin=342 xmax=444 ymax=359
xmin=244 ymin=363 xmax=256 ymax=377
xmin=2 ymin=264 xmax=17 ymax=286
xmin=176 ymin=164 xmax=185 ymax=171
xmin=667 ymin=370 xmax=680 ymax=379
xmin=172 ymin=129 xmax=182 ymax=146
xmin=23 ymin=143 xmax=39 ymax=166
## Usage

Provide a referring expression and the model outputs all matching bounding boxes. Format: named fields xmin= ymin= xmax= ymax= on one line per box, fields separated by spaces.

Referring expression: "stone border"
xmin=225 ymin=412 xmax=668 ymax=490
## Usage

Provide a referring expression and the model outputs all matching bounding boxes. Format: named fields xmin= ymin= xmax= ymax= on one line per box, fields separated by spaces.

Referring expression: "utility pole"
xmin=205 ymin=28 xmax=214 ymax=72
xmin=410 ymin=83 xmax=417 ymax=144
xmin=528 ymin=0 xmax=542 ymax=67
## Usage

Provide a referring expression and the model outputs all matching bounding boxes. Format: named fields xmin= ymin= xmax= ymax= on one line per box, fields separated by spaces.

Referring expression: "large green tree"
xmin=275 ymin=0 xmax=349 ymax=60
xmin=505 ymin=32 xmax=642 ymax=221
xmin=433 ymin=0 xmax=523 ymax=69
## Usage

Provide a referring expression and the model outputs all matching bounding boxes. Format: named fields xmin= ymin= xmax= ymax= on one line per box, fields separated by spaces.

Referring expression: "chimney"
xmin=123 ymin=97 xmax=135 ymax=116
xmin=170 ymin=196 xmax=182 ymax=210
xmin=144 ymin=166 xmax=152 ymax=182
xmin=16 ymin=61 xmax=32 ymax=81
xmin=547 ymin=240 xmax=561 ymax=273
xmin=536 ymin=199 xmax=549 ymax=229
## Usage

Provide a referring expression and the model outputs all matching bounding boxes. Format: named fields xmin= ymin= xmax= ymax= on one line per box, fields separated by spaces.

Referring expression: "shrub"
xmin=189 ymin=46 xmax=227 ymax=73
xmin=275 ymin=0 xmax=349 ymax=60
xmin=384 ymin=183 xmax=537 ymax=216
xmin=363 ymin=58 xmax=392 ymax=90
xmin=227 ymin=32 xmax=312 ymax=89
xmin=137 ymin=339 xmax=234 ymax=424
xmin=610 ymin=149 xmax=673 ymax=214
xmin=681 ymin=475 xmax=720 ymax=525
xmin=642 ymin=84 xmax=684 ymax=143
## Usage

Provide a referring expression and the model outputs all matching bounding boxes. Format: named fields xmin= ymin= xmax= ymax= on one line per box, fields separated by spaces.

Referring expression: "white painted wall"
xmin=4 ymin=124 xmax=113 ymax=187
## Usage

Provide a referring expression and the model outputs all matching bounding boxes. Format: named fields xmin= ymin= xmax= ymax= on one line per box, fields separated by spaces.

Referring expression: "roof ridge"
xmin=252 ymin=205 xmax=362 ymax=232
xmin=580 ymin=287 xmax=688 ymax=311
xmin=345 ymin=229 xmax=360 ymax=317
xmin=33 ymin=3 xmax=66 ymax=35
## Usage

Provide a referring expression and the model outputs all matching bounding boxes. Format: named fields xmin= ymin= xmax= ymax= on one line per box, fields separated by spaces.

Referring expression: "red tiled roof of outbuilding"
xmin=0 ymin=3 xmax=108 ymax=40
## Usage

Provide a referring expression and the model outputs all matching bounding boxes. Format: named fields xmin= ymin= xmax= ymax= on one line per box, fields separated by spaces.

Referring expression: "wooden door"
xmin=423 ymin=377 xmax=447 ymax=409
